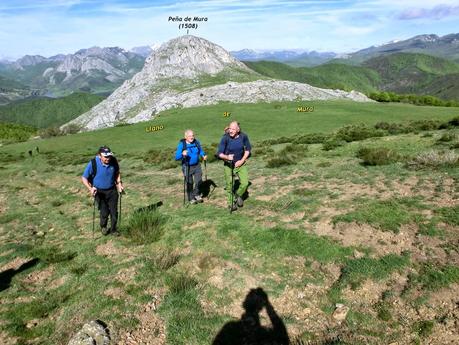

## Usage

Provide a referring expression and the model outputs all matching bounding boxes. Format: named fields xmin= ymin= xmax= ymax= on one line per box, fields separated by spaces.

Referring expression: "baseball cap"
xmin=99 ymin=146 xmax=113 ymax=157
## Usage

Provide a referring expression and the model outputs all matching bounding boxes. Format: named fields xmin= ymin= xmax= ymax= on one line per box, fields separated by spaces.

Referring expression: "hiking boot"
xmin=190 ymin=199 xmax=199 ymax=205
xmin=194 ymin=195 xmax=203 ymax=203
xmin=236 ymin=195 xmax=244 ymax=207
xmin=111 ymin=230 xmax=120 ymax=237
xmin=228 ymin=203 xmax=238 ymax=212
xmin=101 ymin=227 xmax=109 ymax=235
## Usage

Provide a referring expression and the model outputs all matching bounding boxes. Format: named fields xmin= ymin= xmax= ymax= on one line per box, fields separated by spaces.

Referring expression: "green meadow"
xmin=0 ymin=100 xmax=458 ymax=344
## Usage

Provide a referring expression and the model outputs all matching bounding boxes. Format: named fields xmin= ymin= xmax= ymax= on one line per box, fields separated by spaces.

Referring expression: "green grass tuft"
xmin=124 ymin=210 xmax=167 ymax=244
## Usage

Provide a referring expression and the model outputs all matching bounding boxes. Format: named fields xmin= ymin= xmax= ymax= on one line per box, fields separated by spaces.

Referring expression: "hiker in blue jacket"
xmin=217 ymin=121 xmax=251 ymax=212
xmin=175 ymin=129 xmax=207 ymax=204
xmin=82 ymin=146 xmax=124 ymax=236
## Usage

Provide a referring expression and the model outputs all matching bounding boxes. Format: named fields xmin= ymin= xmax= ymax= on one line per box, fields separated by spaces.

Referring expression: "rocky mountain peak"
xmin=142 ymin=35 xmax=251 ymax=79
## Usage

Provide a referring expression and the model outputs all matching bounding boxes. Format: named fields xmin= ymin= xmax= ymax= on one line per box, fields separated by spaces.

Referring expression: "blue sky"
xmin=0 ymin=0 xmax=458 ymax=59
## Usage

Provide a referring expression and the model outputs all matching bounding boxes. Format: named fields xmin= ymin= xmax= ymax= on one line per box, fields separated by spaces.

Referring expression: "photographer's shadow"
xmin=212 ymin=287 xmax=290 ymax=345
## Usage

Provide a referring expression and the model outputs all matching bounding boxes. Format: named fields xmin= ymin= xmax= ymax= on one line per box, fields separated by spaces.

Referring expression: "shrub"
xmin=0 ymin=122 xmax=36 ymax=143
xmin=437 ymin=132 xmax=456 ymax=143
xmin=335 ymin=124 xmax=385 ymax=142
xmin=413 ymin=320 xmax=434 ymax=338
xmin=292 ymin=133 xmax=327 ymax=144
xmin=409 ymin=120 xmax=441 ymax=131
xmin=356 ymin=147 xmax=400 ymax=166
xmin=124 ymin=210 xmax=167 ymax=244
xmin=374 ymin=122 xmax=411 ymax=135
xmin=202 ymin=143 xmax=219 ymax=163
xmin=279 ymin=144 xmax=307 ymax=155
xmin=266 ymin=155 xmax=295 ymax=168
xmin=252 ymin=147 xmax=274 ymax=157
xmin=152 ymin=250 xmax=181 ymax=270
xmin=39 ymin=126 xmax=64 ymax=138
xmin=322 ymin=137 xmax=345 ymax=151
xmin=407 ymin=150 xmax=459 ymax=169
xmin=62 ymin=124 xmax=81 ymax=135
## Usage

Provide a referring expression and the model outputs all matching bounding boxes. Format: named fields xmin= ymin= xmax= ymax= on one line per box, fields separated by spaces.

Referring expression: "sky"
xmin=0 ymin=0 xmax=458 ymax=60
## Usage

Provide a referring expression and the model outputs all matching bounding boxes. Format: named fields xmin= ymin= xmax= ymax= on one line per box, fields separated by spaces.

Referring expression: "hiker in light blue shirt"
xmin=175 ymin=129 xmax=207 ymax=204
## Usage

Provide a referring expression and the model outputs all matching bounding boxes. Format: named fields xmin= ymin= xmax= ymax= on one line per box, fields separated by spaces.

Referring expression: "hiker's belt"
xmin=95 ymin=186 xmax=116 ymax=191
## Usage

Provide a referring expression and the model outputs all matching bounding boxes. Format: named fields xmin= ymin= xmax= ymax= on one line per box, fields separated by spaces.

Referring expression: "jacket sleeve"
xmin=197 ymin=140 xmax=206 ymax=157
xmin=82 ymin=161 xmax=92 ymax=178
xmin=174 ymin=142 xmax=185 ymax=161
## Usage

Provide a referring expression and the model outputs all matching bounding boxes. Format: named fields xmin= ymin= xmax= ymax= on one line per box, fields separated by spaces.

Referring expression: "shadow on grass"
xmin=200 ymin=179 xmax=217 ymax=199
xmin=212 ymin=287 xmax=290 ymax=345
xmin=0 ymin=258 xmax=40 ymax=292
xmin=134 ymin=200 xmax=163 ymax=214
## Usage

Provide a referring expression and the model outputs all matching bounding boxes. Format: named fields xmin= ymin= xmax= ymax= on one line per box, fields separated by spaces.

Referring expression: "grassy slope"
xmin=246 ymin=53 xmax=459 ymax=101
xmin=0 ymin=100 xmax=458 ymax=345
xmin=3 ymin=100 xmax=457 ymax=156
xmin=245 ymin=61 xmax=380 ymax=93
xmin=363 ymin=52 xmax=459 ymax=98
xmin=0 ymin=75 xmax=28 ymax=90
xmin=0 ymin=92 xmax=105 ymax=128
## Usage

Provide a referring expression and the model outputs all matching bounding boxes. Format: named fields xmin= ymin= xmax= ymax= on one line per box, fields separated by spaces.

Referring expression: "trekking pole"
xmin=204 ymin=159 xmax=207 ymax=181
xmin=187 ymin=159 xmax=191 ymax=205
xmin=183 ymin=159 xmax=189 ymax=206
xmin=92 ymin=196 xmax=96 ymax=240
xmin=118 ymin=191 xmax=122 ymax=230
xmin=230 ymin=161 xmax=235 ymax=214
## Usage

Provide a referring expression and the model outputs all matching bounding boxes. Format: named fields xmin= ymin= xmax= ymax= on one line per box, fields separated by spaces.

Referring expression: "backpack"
xmin=180 ymin=139 xmax=202 ymax=158
xmin=88 ymin=156 xmax=119 ymax=185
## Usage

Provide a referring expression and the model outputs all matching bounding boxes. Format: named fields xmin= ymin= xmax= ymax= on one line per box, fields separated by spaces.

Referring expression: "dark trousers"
xmin=95 ymin=187 xmax=118 ymax=232
xmin=182 ymin=164 xmax=202 ymax=201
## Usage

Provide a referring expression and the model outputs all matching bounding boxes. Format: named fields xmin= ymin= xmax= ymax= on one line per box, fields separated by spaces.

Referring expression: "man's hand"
xmin=235 ymin=159 xmax=244 ymax=168
xmin=182 ymin=150 xmax=188 ymax=156
xmin=90 ymin=186 xmax=97 ymax=196
xmin=117 ymin=183 xmax=124 ymax=194
xmin=203 ymin=155 xmax=207 ymax=161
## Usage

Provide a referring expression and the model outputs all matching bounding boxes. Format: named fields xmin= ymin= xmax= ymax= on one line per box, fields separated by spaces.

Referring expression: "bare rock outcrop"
xmin=65 ymin=35 xmax=373 ymax=132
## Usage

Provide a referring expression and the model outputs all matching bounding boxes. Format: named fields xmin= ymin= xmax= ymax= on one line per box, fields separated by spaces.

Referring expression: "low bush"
xmin=356 ymin=147 xmax=400 ymax=166
xmin=153 ymin=250 xmax=181 ymax=271
xmin=413 ymin=320 xmax=434 ymax=338
xmin=335 ymin=124 xmax=386 ymax=142
xmin=0 ymin=122 xmax=36 ymax=143
xmin=322 ymin=137 xmax=345 ymax=151
xmin=374 ymin=122 xmax=411 ymax=135
xmin=292 ymin=133 xmax=327 ymax=144
xmin=437 ymin=132 xmax=456 ymax=143
xmin=266 ymin=155 xmax=295 ymax=168
xmin=38 ymin=126 xmax=64 ymax=138
xmin=407 ymin=150 xmax=458 ymax=169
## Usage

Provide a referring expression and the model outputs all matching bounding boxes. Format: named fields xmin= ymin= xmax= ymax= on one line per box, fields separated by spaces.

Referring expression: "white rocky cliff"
xmin=65 ymin=35 xmax=373 ymax=131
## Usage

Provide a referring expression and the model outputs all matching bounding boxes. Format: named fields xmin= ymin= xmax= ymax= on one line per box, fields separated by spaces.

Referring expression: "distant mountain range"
xmin=0 ymin=46 xmax=146 ymax=99
xmin=0 ymin=32 xmax=458 ymax=120
xmin=230 ymin=49 xmax=338 ymax=67
xmin=348 ymin=34 xmax=459 ymax=63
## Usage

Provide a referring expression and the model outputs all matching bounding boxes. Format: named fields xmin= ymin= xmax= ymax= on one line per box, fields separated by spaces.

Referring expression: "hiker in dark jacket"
xmin=82 ymin=146 xmax=124 ymax=236
xmin=217 ymin=121 xmax=251 ymax=211
xmin=175 ymin=129 xmax=207 ymax=204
